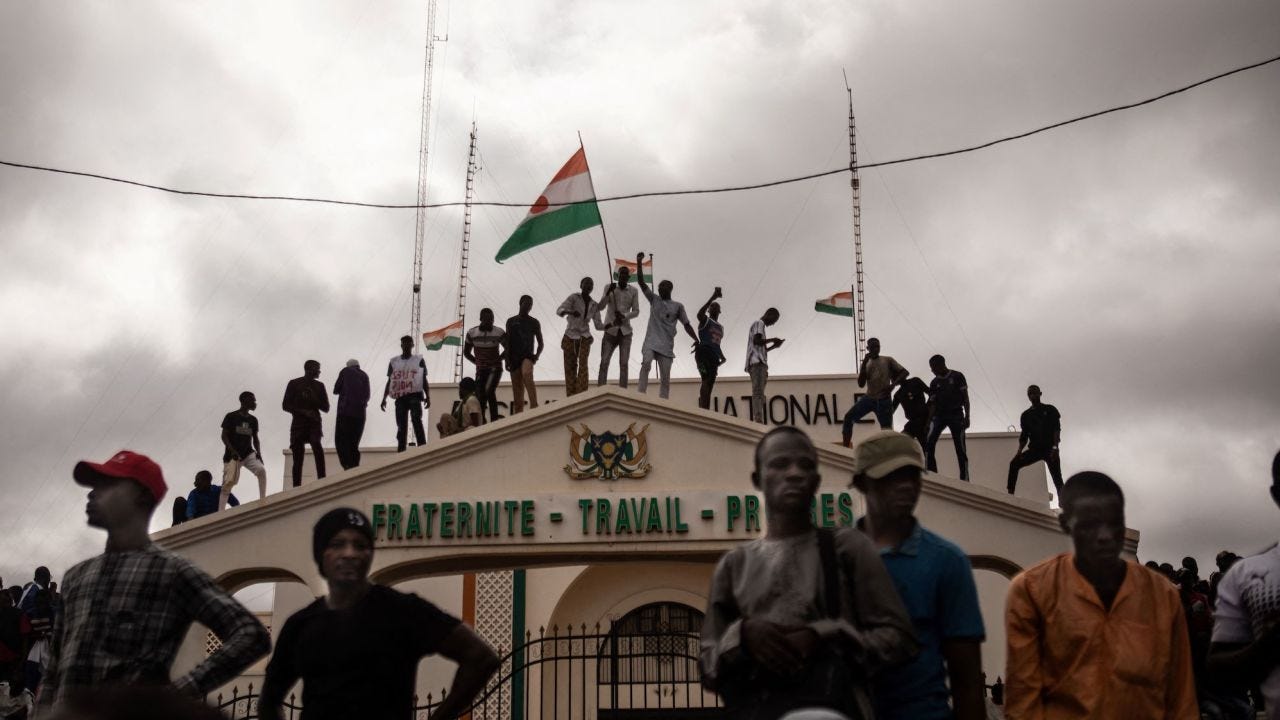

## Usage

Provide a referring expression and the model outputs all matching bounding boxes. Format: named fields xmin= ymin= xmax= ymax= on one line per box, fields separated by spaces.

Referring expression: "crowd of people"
xmin=12 ymin=440 xmax=1280 ymax=719
xmin=170 ymin=250 xmax=1078 ymax=531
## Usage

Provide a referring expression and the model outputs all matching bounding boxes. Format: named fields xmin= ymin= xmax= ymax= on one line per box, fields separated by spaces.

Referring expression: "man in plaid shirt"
xmin=36 ymin=451 xmax=269 ymax=712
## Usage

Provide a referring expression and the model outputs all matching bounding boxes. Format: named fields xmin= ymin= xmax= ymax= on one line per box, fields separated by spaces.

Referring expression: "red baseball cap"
xmin=73 ymin=450 xmax=168 ymax=503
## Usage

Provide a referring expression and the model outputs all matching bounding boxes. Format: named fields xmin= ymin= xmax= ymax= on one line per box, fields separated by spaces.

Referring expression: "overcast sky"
xmin=1 ymin=0 xmax=1277 ymax=587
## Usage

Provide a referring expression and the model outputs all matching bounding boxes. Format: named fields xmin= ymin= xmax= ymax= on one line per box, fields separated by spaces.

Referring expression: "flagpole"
xmin=578 ymin=132 xmax=614 ymax=278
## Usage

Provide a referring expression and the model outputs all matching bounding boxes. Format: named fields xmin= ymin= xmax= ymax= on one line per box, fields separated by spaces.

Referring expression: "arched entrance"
xmin=596 ymin=602 xmax=721 ymax=719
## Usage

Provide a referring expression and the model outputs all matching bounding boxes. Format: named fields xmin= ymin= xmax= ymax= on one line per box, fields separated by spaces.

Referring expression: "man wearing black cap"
xmin=37 ymin=451 xmax=270 ymax=712
xmin=260 ymin=508 xmax=500 ymax=720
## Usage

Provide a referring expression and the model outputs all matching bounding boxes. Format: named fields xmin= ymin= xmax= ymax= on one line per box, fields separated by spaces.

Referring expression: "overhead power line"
xmin=1 ymin=53 xmax=1276 ymax=210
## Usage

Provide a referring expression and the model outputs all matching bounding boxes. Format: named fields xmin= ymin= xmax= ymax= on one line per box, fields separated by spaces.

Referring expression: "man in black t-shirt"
xmin=923 ymin=355 xmax=970 ymax=481
xmin=1007 ymin=384 xmax=1064 ymax=495
xmin=220 ymin=391 xmax=267 ymax=509
xmin=892 ymin=376 xmax=931 ymax=447
xmin=505 ymin=295 xmax=544 ymax=414
xmin=260 ymin=508 xmax=499 ymax=720
xmin=283 ymin=361 xmax=330 ymax=486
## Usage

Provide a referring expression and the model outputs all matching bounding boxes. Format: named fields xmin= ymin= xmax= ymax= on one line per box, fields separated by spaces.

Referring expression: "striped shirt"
xmin=39 ymin=544 xmax=269 ymax=708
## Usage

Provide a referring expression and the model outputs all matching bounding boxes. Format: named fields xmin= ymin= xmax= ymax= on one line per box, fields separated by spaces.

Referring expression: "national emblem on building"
xmin=563 ymin=423 xmax=652 ymax=480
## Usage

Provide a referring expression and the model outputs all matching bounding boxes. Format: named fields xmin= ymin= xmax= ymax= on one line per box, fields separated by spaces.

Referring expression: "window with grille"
xmin=597 ymin=602 xmax=704 ymax=685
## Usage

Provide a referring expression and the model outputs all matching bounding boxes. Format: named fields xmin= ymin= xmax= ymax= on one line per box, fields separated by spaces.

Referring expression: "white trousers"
xmin=221 ymin=453 xmax=268 ymax=509
xmin=638 ymin=350 xmax=673 ymax=399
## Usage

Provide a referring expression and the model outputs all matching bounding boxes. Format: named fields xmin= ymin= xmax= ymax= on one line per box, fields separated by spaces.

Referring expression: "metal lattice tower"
xmin=845 ymin=75 xmax=866 ymax=367
xmin=409 ymin=0 xmax=443 ymax=347
xmin=452 ymin=123 xmax=478 ymax=383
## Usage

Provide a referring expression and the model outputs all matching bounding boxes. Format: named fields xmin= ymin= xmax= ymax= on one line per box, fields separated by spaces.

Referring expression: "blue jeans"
xmin=842 ymin=395 xmax=893 ymax=441
xmin=925 ymin=413 xmax=969 ymax=481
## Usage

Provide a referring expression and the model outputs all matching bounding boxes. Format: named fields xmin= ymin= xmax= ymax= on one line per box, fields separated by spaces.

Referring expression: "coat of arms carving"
xmin=563 ymin=423 xmax=652 ymax=480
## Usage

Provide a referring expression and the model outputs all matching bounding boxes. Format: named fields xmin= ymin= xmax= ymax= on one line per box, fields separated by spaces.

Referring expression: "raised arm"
xmin=635 ymin=252 xmax=650 ymax=295
xmin=696 ymin=288 xmax=721 ymax=325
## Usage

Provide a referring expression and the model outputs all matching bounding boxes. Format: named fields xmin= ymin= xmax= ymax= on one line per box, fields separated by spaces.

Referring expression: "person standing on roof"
xmin=635 ymin=252 xmax=698 ymax=400
xmin=596 ymin=265 xmax=641 ymax=389
xmin=381 ymin=337 xmax=430 ymax=452
xmin=694 ymin=288 xmax=727 ymax=410
xmin=505 ymin=296 xmax=544 ymax=414
xmin=840 ymin=338 xmax=908 ymax=447
xmin=557 ymin=277 xmax=598 ymax=397
xmin=332 ymin=359 xmax=370 ymax=470
xmin=283 ymin=360 xmax=330 ymax=485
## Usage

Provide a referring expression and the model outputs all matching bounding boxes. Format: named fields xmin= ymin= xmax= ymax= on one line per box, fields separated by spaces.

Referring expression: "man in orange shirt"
xmin=1004 ymin=471 xmax=1197 ymax=719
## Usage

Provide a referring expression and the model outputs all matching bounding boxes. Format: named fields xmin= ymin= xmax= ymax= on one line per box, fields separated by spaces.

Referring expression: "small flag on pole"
xmin=613 ymin=257 xmax=652 ymax=283
xmin=495 ymin=147 xmax=603 ymax=262
xmin=814 ymin=291 xmax=854 ymax=317
xmin=422 ymin=319 xmax=464 ymax=351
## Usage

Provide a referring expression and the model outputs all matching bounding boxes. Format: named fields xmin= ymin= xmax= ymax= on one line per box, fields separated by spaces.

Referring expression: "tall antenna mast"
xmin=844 ymin=71 xmax=866 ymax=368
xmin=453 ymin=122 xmax=478 ymax=383
xmin=409 ymin=0 xmax=445 ymax=347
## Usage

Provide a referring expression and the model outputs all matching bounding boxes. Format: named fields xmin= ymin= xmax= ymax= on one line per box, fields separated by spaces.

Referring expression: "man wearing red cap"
xmin=36 ymin=451 xmax=270 ymax=712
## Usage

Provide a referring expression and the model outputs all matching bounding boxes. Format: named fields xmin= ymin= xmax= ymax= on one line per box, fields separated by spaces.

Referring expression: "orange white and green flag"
xmin=814 ymin=291 xmax=854 ymax=317
xmin=422 ymin=319 xmax=464 ymax=351
xmin=613 ymin=257 xmax=652 ymax=283
xmin=495 ymin=147 xmax=602 ymax=262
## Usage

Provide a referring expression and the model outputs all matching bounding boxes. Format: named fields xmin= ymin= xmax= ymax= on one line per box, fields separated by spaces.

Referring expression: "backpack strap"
xmin=817 ymin=527 xmax=841 ymax=619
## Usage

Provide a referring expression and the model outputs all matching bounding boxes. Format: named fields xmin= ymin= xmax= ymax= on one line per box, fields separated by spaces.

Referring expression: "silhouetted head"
xmin=752 ymin=427 xmax=820 ymax=520
xmin=616 ymin=266 xmax=631 ymax=286
xmin=519 ymin=295 xmax=533 ymax=314
xmin=74 ymin=451 xmax=166 ymax=530
xmin=1216 ymin=550 xmax=1240 ymax=572
xmin=304 ymin=359 xmax=321 ymax=379
xmin=238 ymin=391 xmax=256 ymax=411
xmin=763 ymin=308 xmax=780 ymax=326
xmin=400 ymin=335 xmax=414 ymax=356
xmin=929 ymin=354 xmax=947 ymax=377
xmin=1271 ymin=450 xmax=1280 ymax=511
xmin=1059 ymin=471 xmax=1126 ymax=569
xmin=1027 ymin=385 xmax=1042 ymax=405
xmin=708 ymin=302 xmax=721 ymax=320
xmin=866 ymin=337 xmax=881 ymax=357
xmin=580 ymin=277 xmax=594 ymax=294
xmin=34 ymin=566 xmax=50 ymax=586
xmin=658 ymin=280 xmax=673 ymax=300
xmin=479 ymin=308 xmax=494 ymax=329
xmin=193 ymin=471 xmax=212 ymax=490
xmin=1181 ymin=556 xmax=1199 ymax=576
xmin=459 ymin=377 xmax=477 ymax=397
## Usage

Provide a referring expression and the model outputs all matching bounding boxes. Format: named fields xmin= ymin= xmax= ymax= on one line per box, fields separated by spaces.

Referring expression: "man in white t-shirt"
xmin=1209 ymin=450 xmax=1280 ymax=719
xmin=634 ymin=251 xmax=697 ymax=400
xmin=380 ymin=335 xmax=430 ymax=452
xmin=745 ymin=308 xmax=783 ymax=424
xmin=596 ymin=266 xmax=641 ymax=388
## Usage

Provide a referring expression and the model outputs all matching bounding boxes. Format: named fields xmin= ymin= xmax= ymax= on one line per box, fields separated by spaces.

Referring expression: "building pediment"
xmin=153 ymin=385 xmax=1106 ymax=593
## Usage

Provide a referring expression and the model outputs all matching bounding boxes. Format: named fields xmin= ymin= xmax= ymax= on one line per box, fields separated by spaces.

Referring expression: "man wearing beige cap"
xmin=851 ymin=430 xmax=986 ymax=720
xmin=36 ymin=451 xmax=269 ymax=713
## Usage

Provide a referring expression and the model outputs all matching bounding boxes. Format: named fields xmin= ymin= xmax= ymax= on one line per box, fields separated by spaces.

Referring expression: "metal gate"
xmin=211 ymin=604 xmax=724 ymax=720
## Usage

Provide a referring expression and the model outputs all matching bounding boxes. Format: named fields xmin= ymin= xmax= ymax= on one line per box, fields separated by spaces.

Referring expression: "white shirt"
xmin=595 ymin=285 xmax=641 ymax=337
xmin=1213 ymin=543 xmax=1280 ymax=719
xmin=556 ymin=293 xmax=599 ymax=341
xmin=386 ymin=354 xmax=426 ymax=398
xmin=745 ymin=318 xmax=768 ymax=370
xmin=640 ymin=286 xmax=690 ymax=358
